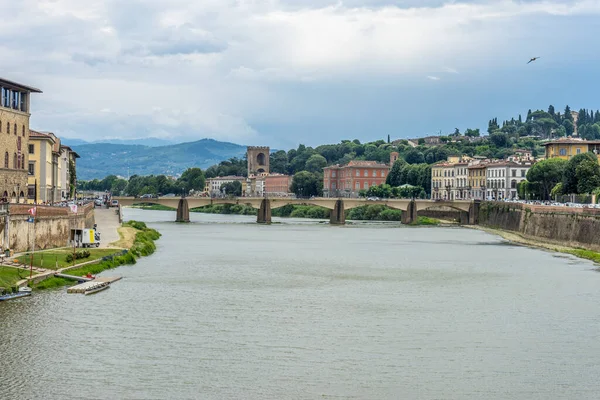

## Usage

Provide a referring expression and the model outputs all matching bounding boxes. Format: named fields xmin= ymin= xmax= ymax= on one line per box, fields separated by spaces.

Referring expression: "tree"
xmin=177 ymin=168 xmax=205 ymax=194
xmin=404 ymin=149 xmax=425 ymax=164
xmin=464 ymin=128 xmax=480 ymax=137
xmin=564 ymin=105 xmax=573 ymax=121
xmin=562 ymin=152 xmax=597 ymax=194
xmin=562 ymin=119 xmax=574 ymax=136
xmin=526 ymin=158 xmax=567 ymax=200
xmin=386 ymin=159 xmax=407 ymax=186
xmin=291 ymin=171 xmax=321 ymax=198
xmin=220 ymin=181 xmax=242 ymax=196
xmin=418 ymin=138 xmax=426 ymax=145
xmin=270 ymin=150 xmax=289 ymax=174
xmin=68 ymin=159 xmax=77 ymax=199
xmin=548 ymin=105 xmax=555 ymax=116
xmin=575 ymin=159 xmax=600 ymax=194
xmin=305 ymin=154 xmax=327 ymax=173
xmin=489 ymin=132 xmax=509 ymax=148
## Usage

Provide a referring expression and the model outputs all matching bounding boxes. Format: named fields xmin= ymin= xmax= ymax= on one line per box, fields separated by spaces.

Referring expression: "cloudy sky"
xmin=3 ymin=0 xmax=599 ymax=148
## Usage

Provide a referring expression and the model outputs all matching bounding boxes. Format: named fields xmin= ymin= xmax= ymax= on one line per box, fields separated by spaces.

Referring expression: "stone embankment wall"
xmin=0 ymin=203 xmax=95 ymax=252
xmin=478 ymin=202 xmax=600 ymax=251
xmin=418 ymin=206 xmax=467 ymax=223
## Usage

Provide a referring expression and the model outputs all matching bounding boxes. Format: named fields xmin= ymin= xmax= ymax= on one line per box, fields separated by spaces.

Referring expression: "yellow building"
xmin=0 ymin=77 xmax=42 ymax=203
xmin=468 ymin=164 xmax=487 ymax=200
xmin=27 ymin=131 xmax=62 ymax=204
xmin=431 ymin=162 xmax=455 ymax=200
xmin=544 ymin=138 xmax=600 ymax=160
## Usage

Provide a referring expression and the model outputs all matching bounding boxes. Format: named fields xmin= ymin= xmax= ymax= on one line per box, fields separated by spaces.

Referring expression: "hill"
xmin=73 ymin=139 xmax=246 ymax=180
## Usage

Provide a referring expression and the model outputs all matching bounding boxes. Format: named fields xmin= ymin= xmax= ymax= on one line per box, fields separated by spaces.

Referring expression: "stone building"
xmin=0 ymin=77 xmax=42 ymax=203
xmin=204 ymin=176 xmax=246 ymax=197
xmin=247 ymin=146 xmax=270 ymax=176
xmin=485 ymin=161 xmax=531 ymax=200
xmin=322 ymin=152 xmax=397 ymax=198
xmin=264 ymin=173 xmax=292 ymax=196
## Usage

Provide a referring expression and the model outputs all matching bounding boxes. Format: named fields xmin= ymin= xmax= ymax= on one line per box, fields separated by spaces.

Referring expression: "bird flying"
xmin=527 ymin=57 xmax=540 ymax=64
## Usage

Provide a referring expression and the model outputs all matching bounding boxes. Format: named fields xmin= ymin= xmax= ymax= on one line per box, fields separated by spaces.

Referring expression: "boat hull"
xmin=0 ymin=292 xmax=32 ymax=301
xmin=84 ymin=284 xmax=110 ymax=295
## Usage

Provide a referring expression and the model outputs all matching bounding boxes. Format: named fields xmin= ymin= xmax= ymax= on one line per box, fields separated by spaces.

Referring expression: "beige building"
xmin=58 ymin=145 xmax=79 ymax=201
xmin=431 ymin=162 xmax=455 ymax=200
xmin=27 ymin=131 xmax=66 ymax=204
xmin=0 ymin=77 xmax=42 ymax=203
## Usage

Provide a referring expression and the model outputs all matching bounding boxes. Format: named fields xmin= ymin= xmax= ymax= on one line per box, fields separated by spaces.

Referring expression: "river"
xmin=1 ymin=209 xmax=599 ymax=399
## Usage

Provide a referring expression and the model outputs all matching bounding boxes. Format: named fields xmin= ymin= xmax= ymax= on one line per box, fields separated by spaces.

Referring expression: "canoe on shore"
xmin=0 ymin=292 xmax=32 ymax=302
xmin=84 ymin=284 xmax=110 ymax=295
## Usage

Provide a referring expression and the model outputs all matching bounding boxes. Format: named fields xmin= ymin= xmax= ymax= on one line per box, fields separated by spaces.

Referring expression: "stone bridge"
xmin=114 ymin=196 xmax=480 ymax=225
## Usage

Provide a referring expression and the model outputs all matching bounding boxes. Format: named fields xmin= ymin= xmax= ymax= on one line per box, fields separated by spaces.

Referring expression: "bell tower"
xmin=247 ymin=146 xmax=270 ymax=176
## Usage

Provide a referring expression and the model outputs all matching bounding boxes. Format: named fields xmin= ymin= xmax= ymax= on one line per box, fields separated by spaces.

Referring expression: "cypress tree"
xmin=526 ymin=109 xmax=532 ymax=122
xmin=564 ymin=105 xmax=573 ymax=121
xmin=595 ymin=110 xmax=600 ymax=123
xmin=518 ymin=114 xmax=522 ymax=124
xmin=548 ymin=105 xmax=555 ymax=116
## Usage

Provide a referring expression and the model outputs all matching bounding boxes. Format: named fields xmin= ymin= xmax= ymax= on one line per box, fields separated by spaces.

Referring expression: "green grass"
xmin=566 ymin=249 xmax=600 ymax=264
xmin=415 ymin=216 xmax=441 ymax=226
xmin=0 ymin=267 xmax=32 ymax=292
xmin=19 ymin=249 xmax=122 ymax=270
xmin=32 ymin=221 xmax=161 ymax=290
xmin=131 ymin=204 xmax=175 ymax=211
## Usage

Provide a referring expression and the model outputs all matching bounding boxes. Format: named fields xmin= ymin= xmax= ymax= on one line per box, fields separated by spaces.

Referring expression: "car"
xmin=94 ymin=199 xmax=103 ymax=206
xmin=110 ymin=200 xmax=119 ymax=207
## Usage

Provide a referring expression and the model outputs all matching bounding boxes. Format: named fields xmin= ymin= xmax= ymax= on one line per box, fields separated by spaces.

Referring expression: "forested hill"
xmin=72 ymin=138 xmax=246 ymax=180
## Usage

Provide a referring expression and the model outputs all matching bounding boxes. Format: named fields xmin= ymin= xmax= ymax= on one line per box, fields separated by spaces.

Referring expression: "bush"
xmin=65 ymin=250 xmax=91 ymax=263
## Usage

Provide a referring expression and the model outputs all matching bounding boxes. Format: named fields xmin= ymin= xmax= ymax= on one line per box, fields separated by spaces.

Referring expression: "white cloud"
xmin=2 ymin=0 xmax=599 ymax=144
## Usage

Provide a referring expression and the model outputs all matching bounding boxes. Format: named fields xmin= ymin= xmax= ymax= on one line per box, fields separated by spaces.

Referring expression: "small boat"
xmin=0 ymin=291 xmax=31 ymax=301
xmin=18 ymin=286 xmax=32 ymax=293
xmin=84 ymin=283 xmax=110 ymax=295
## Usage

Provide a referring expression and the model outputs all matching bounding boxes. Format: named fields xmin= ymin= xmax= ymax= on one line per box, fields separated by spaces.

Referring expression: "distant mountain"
xmin=73 ymin=139 xmax=247 ymax=180
xmin=63 ymin=138 xmax=177 ymax=147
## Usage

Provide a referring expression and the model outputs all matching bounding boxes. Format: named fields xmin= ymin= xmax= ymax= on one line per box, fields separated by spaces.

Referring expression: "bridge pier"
xmin=330 ymin=199 xmax=346 ymax=225
xmin=401 ymin=199 xmax=418 ymax=225
xmin=176 ymin=198 xmax=190 ymax=223
xmin=257 ymin=199 xmax=271 ymax=224
xmin=468 ymin=200 xmax=480 ymax=225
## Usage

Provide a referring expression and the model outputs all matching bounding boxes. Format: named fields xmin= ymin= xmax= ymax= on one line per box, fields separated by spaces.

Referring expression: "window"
xmin=576 ymin=148 xmax=581 ymax=154
xmin=28 ymin=144 xmax=34 ymax=154
xmin=372 ymin=170 xmax=376 ymax=177
xmin=512 ymin=170 xmax=516 ymax=177
xmin=521 ymin=170 xmax=525 ymax=177
xmin=17 ymin=154 xmax=21 ymax=170
xmin=364 ymin=182 xmax=368 ymax=189
xmin=13 ymin=153 xmax=17 ymax=169
xmin=559 ymin=148 xmax=567 ymax=156
xmin=363 ymin=170 xmax=368 ymax=177
xmin=355 ymin=182 xmax=359 ymax=189
xmin=332 ymin=171 xmax=336 ymax=178
xmin=27 ymin=186 xmax=35 ymax=199
xmin=4 ymin=152 xmax=8 ymax=168
xmin=13 ymin=123 xmax=16 ymax=135
xmin=6 ymin=122 xmax=9 ymax=134
xmin=356 ymin=170 xmax=359 ymax=177
xmin=22 ymin=125 xmax=25 ymax=136
xmin=381 ymin=170 xmax=385 ymax=177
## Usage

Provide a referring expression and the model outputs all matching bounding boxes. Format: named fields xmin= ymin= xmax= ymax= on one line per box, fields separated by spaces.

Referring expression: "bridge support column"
xmin=401 ymin=199 xmax=418 ymax=225
xmin=330 ymin=199 xmax=346 ymax=225
xmin=257 ymin=199 xmax=271 ymax=224
xmin=468 ymin=200 xmax=481 ymax=225
xmin=176 ymin=198 xmax=190 ymax=223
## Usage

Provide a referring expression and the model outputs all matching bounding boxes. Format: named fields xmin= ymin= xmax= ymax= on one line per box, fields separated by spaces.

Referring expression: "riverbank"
xmin=470 ymin=225 xmax=600 ymax=265
xmin=30 ymin=221 xmax=161 ymax=290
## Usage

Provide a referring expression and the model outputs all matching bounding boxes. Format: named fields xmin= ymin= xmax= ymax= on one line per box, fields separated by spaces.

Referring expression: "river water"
xmin=1 ymin=209 xmax=600 ymax=399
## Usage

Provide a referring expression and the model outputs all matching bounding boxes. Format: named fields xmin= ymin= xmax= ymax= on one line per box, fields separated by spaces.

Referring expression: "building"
xmin=27 ymin=131 xmax=60 ymax=204
xmin=544 ymin=138 xmax=600 ymax=160
xmin=467 ymin=163 xmax=487 ymax=200
xmin=453 ymin=161 xmax=469 ymax=200
xmin=323 ymin=153 xmax=397 ymax=197
xmin=431 ymin=162 xmax=455 ymax=200
xmin=0 ymin=77 xmax=42 ymax=203
xmin=247 ymin=146 xmax=270 ymax=176
xmin=58 ymin=145 xmax=80 ymax=201
xmin=507 ymin=149 xmax=534 ymax=163
xmin=485 ymin=161 xmax=531 ymax=200
xmin=265 ymin=174 xmax=292 ymax=196
xmin=204 ymin=176 xmax=246 ymax=196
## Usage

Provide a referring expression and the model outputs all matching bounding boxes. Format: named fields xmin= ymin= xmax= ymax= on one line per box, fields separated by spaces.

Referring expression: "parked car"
xmin=110 ymin=200 xmax=119 ymax=207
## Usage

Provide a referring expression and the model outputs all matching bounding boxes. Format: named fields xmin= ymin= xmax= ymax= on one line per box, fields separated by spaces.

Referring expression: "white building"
xmin=486 ymin=161 xmax=531 ymax=200
xmin=204 ymin=176 xmax=245 ymax=196
xmin=453 ymin=162 xmax=469 ymax=200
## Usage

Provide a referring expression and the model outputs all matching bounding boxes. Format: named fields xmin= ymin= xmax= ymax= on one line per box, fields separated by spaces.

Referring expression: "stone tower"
xmin=389 ymin=151 xmax=399 ymax=166
xmin=247 ymin=146 xmax=270 ymax=176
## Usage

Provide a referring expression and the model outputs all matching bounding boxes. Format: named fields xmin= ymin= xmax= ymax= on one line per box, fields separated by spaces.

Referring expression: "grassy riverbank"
xmin=473 ymin=226 xmax=600 ymax=265
xmin=0 ymin=267 xmax=32 ymax=291
xmin=131 ymin=204 xmax=175 ymax=211
xmin=19 ymin=248 xmax=122 ymax=270
xmin=33 ymin=221 xmax=161 ymax=290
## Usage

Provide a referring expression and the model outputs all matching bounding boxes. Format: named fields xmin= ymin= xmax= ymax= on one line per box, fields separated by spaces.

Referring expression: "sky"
xmin=3 ymin=0 xmax=600 ymax=149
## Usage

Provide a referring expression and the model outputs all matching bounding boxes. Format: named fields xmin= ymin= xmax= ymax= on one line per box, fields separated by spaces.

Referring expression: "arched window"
xmin=4 ymin=152 xmax=8 ymax=168
xmin=6 ymin=122 xmax=9 ymax=134
xmin=22 ymin=125 xmax=25 ymax=136
xmin=17 ymin=154 xmax=21 ymax=170
xmin=13 ymin=123 xmax=16 ymax=135
xmin=22 ymin=154 xmax=25 ymax=170
xmin=511 ymin=180 xmax=517 ymax=189
xmin=13 ymin=153 xmax=17 ymax=169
